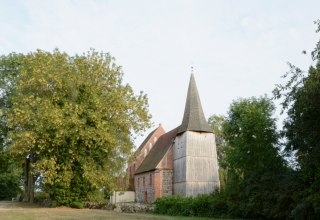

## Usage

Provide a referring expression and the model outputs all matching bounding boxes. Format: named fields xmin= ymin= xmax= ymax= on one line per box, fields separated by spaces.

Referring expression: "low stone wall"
xmin=113 ymin=203 xmax=155 ymax=213
xmin=110 ymin=191 xmax=135 ymax=204
xmin=85 ymin=202 xmax=115 ymax=210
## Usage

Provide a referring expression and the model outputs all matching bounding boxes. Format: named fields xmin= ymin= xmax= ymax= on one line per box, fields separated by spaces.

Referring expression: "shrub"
xmin=34 ymin=191 xmax=50 ymax=203
xmin=153 ymin=192 xmax=228 ymax=218
xmin=0 ymin=175 xmax=21 ymax=200
xmin=70 ymin=201 xmax=84 ymax=209
xmin=34 ymin=191 xmax=53 ymax=207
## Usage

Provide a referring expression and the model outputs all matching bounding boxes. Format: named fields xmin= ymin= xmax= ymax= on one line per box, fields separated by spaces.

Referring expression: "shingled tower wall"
xmin=173 ymin=74 xmax=220 ymax=197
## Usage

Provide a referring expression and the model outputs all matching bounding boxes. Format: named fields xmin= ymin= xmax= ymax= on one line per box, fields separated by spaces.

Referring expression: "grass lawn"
xmin=0 ymin=201 xmax=217 ymax=220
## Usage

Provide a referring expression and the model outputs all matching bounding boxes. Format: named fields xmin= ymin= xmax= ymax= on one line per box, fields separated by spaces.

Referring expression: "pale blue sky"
xmin=1 ymin=0 xmax=319 ymax=146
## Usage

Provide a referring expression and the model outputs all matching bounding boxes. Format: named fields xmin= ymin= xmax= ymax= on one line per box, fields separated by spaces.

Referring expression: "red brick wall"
xmin=128 ymin=126 xmax=165 ymax=190
xmin=135 ymin=171 xmax=157 ymax=203
xmin=134 ymin=145 xmax=174 ymax=201
xmin=158 ymin=146 xmax=173 ymax=169
xmin=154 ymin=171 xmax=161 ymax=199
xmin=135 ymin=169 xmax=173 ymax=203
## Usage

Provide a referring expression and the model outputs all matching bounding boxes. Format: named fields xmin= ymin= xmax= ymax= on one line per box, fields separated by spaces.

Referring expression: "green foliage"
xmin=208 ymin=115 xmax=228 ymax=165
xmin=222 ymin=97 xmax=289 ymax=219
xmin=0 ymin=53 xmax=24 ymax=200
xmin=33 ymin=191 xmax=50 ymax=203
xmin=85 ymin=189 xmax=108 ymax=204
xmin=207 ymin=98 xmax=293 ymax=219
xmin=0 ymin=146 xmax=22 ymax=201
xmin=154 ymin=193 xmax=228 ymax=218
xmin=312 ymin=19 xmax=320 ymax=60
xmin=223 ymin=97 xmax=284 ymax=175
xmin=70 ymin=201 xmax=84 ymax=209
xmin=0 ymin=147 xmax=21 ymax=200
xmin=0 ymin=173 xmax=21 ymax=200
xmin=273 ymin=21 xmax=320 ymax=218
xmin=208 ymin=115 xmax=229 ymax=188
xmin=275 ymin=62 xmax=320 ymax=168
xmin=1 ymin=49 xmax=151 ymax=206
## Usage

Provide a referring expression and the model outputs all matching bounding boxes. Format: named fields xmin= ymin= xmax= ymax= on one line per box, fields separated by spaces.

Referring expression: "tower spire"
xmin=178 ymin=74 xmax=212 ymax=134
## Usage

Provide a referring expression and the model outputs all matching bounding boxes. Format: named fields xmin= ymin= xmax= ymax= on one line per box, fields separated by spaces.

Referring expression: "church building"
xmin=128 ymin=74 xmax=220 ymax=202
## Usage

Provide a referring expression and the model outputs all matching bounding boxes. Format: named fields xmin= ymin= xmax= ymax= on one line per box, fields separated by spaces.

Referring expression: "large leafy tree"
xmin=208 ymin=115 xmax=228 ymax=163
xmin=224 ymin=97 xmax=284 ymax=175
xmin=273 ymin=20 xmax=320 ymax=217
xmin=0 ymin=53 xmax=24 ymax=200
xmin=4 ymin=49 xmax=151 ymax=205
xmin=208 ymin=114 xmax=229 ymax=188
xmin=223 ymin=97 xmax=287 ymax=218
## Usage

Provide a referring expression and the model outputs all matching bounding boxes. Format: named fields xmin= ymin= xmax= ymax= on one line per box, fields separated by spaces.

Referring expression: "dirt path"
xmin=0 ymin=201 xmax=39 ymax=210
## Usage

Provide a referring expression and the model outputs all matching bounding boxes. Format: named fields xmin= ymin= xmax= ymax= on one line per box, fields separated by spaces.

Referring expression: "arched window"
xmin=144 ymin=192 xmax=147 ymax=203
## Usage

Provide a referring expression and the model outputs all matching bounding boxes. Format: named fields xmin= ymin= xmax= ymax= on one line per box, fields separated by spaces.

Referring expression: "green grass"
xmin=0 ymin=201 xmax=218 ymax=220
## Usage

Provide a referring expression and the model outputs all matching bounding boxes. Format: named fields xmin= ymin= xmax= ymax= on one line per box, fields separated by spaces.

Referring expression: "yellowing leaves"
xmin=6 ymin=49 xmax=151 ymax=198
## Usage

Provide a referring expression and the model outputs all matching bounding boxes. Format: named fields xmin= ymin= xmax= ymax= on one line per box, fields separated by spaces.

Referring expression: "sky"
xmin=1 ymin=0 xmax=319 ymax=147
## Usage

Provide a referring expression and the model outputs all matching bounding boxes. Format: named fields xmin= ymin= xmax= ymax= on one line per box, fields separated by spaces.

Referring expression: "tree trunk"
xmin=23 ymin=153 xmax=35 ymax=203
xmin=29 ymin=152 xmax=34 ymax=203
xmin=23 ymin=157 xmax=30 ymax=202
xmin=28 ymin=169 xmax=34 ymax=203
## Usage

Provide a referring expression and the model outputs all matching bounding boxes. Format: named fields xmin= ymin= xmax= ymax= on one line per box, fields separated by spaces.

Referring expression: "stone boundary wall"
xmin=113 ymin=202 xmax=155 ymax=213
xmin=110 ymin=191 xmax=135 ymax=204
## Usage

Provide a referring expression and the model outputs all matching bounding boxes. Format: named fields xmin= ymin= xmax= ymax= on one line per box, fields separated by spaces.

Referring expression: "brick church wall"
xmin=128 ymin=126 xmax=165 ymax=190
xmin=158 ymin=146 xmax=173 ymax=169
xmin=135 ymin=171 xmax=156 ymax=203
xmin=135 ymin=169 xmax=173 ymax=203
xmin=161 ymin=169 xmax=173 ymax=196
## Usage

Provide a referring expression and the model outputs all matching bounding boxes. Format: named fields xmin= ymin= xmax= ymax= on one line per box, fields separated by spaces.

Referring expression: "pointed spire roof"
xmin=178 ymin=74 xmax=213 ymax=134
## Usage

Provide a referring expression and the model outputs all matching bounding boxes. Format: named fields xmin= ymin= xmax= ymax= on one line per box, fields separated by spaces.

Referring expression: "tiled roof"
xmin=136 ymin=125 xmax=164 ymax=153
xmin=178 ymin=74 xmax=213 ymax=134
xmin=135 ymin=126 xmax=179 ymax=174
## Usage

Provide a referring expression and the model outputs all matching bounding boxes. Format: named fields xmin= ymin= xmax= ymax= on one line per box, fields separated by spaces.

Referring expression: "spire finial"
xmin=191 ymin=66 xmax=194 ymax=74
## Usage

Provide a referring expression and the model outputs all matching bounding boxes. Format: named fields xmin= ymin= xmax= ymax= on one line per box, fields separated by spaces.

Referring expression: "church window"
xmin=144 ymin=192 xmax=147 ymax=203
xmin=149 ymin=174 xmax=152 ymax=185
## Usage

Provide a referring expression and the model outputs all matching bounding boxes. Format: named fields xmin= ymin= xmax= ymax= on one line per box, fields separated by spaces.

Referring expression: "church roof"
xmin=135 ymin=126 xmax=179 ymax=174
xmin=136 ymin=125 xmax=165 ymax=153
xmin=178 ymin=74 xmax=213 ymax=134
